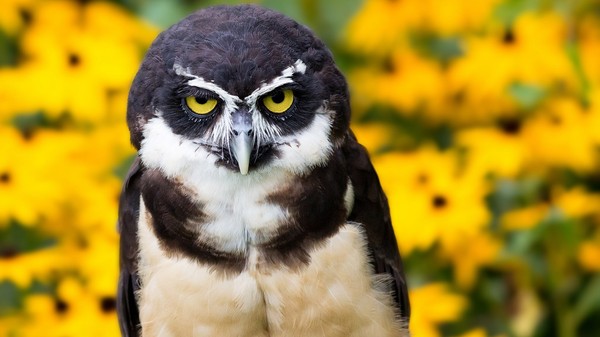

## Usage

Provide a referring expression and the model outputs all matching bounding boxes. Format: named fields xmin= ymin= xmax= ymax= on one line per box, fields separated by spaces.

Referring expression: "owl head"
xmin=128 ymin=5 xmax=350 ymax=177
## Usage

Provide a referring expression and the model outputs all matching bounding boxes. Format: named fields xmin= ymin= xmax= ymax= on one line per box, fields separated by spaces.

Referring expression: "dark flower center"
xmin=19 ymin=8 xmax=33 ymax=25
xmin=55 ymin=299 xmax=70 ymax=314
xmin=0 ymin=172 xmax=10 ymax=184
xmin=0 ymin=246 xmax=19 ymax=259
xmin=499 ymin=118 xmax=521 ymax=134
xmin=68 ymin=53 xmax=81 ymax=67
xmin=432 ymin=195 xmax=448 ymax=209
xmin=100 ymin=296 xmax=117 ymax=313
xmin=503 ymin=28 xmax=516 ymax=44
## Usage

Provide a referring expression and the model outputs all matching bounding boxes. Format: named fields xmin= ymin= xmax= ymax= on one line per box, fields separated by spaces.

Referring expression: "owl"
xmin=117 ymin=5 xmax=410 ymax=337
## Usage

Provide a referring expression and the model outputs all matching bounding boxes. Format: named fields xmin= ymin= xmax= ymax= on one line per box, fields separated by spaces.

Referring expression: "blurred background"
xmin=1 ymin=0 xmax=600 ymax=336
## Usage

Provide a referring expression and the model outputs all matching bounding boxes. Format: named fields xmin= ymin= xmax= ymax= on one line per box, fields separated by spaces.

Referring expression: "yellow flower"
xmin=456 ymin=329 xmax=487 ymax=337
xmin=521 ymin=98 xmax=596 ymax=172
xmin=578 ymin=241 xmax=600 ymax=271
xmin=553 ymin=187 xmax=600 ymax=219
xmin=0 ymin=126 xmax=65 ymax=225
xmin=349 ymin=50 xmax=445 ymax=120
xmin=0 ymin=245 xmax=69 ymax=287
xmin=0 ymin=0 xmax=40 ymax=34
xmin=374 ymin=146 xmax=491 ymax=254
xmin=583 ymin=88 xmax=600 ymax=145
xmin=447 ymin=12 xmax=576 ymax=123
xmin=345 ymin=0 xmax=500 ymax=55
xmin=75 ymin=230 xmax=120 ymax=295
xmin=345 ymin=0 xmax=420 ymax=56
xmin=501 ymin=204 xmax=549 ymax=231
xmin=83 ymin=1 xmax=158 ymax=46
xmin=456 ymin=124 xmax=529 ymax=178
xmin=5 ymin=278 xmax=120 ymax=337
xmin=0 ymin=125 xmax=131 ymax=232
xmin=577 ymin=16 xmax=600 ymax=87
xmin=410 ymin=283 xmax=468 ymax=337
xmin=419 ymin=0 xmax=500 ymax=36
xmin=445 ymin=34 xmax=519 ymax=123
xmin=351 ymin=123 xmax=395 ymax=154
xmin=16 ymin=294 xmax=60 ymax=336
xmin=18 ymin=31 xmax=138 ymax=121
xmin=439 ymin=231 xmax=501 ymax=289
xmin=54 ymin=277 xmax=120 ymax=337
xmin=21 ymin=126 xmax=132 ymax=236
xmin=0 ymin=66 xmax=63 ymax=119
xmin=0 ymin=0 xmax=153 ymax=122
xmin=501 ymin=187 xmax=600 ymax=232
xmin=504 ymin=12 xmax=573 ymax=85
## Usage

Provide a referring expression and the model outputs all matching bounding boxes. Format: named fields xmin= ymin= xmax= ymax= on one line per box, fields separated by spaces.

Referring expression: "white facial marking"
xmin=140 ymin=113 xmax=217 ymax=180
xmin=273 ymin=107 xmax=335 ymax=175
xmin=243 ymin=59 xmax=307 ymax=107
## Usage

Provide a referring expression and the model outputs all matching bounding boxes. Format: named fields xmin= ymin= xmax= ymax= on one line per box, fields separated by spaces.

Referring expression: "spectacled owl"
xmin=117 ymin=4 xmax=410 ymax=337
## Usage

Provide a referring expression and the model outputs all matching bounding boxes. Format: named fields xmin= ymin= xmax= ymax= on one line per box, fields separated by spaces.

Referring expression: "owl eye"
xmin=262 ymin=89 xmax=294 ymax=114
xmin=185 ymin=96 xmax=218 ymax=115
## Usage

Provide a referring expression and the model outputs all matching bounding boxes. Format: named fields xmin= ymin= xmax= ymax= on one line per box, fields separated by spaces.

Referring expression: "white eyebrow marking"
xmin=244 ymin=59 xmax=307 ymax=107
xmin=173 ymin=63 xmax=242 ymax=111
xmin=173 ymin=59 xmax=307 ymax=107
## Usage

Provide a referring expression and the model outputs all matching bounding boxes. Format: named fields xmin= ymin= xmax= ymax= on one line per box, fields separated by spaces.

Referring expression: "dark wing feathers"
xmin=343 ymin=131 xmax=411 ymax=321
xmin=117 ymin=156 xmax=143 ymax=337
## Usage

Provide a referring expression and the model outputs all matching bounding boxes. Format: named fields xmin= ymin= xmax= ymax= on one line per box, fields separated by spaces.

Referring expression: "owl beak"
xmin=231 ymin=109 xmax=254 ymax=175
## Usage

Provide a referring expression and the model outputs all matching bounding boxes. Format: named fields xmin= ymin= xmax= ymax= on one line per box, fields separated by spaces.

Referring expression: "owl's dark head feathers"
xmin=128 ymin=5 xmax=350 ymax=176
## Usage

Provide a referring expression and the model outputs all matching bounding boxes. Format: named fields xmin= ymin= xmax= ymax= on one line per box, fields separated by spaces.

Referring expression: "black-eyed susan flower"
xmin=456 ymin=125 xmax=529 ymax=178
xmin=0 ymin=0 xmax=39 ymax=35
xmin=409 ymin=283 xmax=467 ymax=337
xmin=374 ymin=147 xmax=491 ymax=254
xmin=521 ymin=98 xmax=597 ymax=172
xmin=0 ymin=0 xmax=152 ymax=123
xmin=0 ymin=126 xmax=44 ymax=225
xmin=350 ymin=50 xmax=446 ymax=119
xmin=447 ymin=12 xmax=576 ymax=123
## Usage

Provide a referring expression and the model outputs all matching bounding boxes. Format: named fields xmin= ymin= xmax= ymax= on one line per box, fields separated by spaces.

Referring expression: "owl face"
xmin=128 ymin=5 xmax=350 ymax=178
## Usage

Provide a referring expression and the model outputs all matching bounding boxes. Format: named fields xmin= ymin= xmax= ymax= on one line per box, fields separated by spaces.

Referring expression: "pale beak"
xmin=231 ymin=109 xmax=254 ymax=175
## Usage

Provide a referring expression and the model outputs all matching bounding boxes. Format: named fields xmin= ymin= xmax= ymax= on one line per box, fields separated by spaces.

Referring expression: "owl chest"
xmin=197 ymin=190 xmax=290 ymax=253
xmin=136 ymin=199 xmax=405 ymax=337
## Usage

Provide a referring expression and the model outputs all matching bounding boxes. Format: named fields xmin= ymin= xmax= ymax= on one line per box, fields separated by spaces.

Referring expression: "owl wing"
xmin=343 ymin=131 xmax=411 ymax=321
xmin=117 ymin=156 xmax=143 ymax=337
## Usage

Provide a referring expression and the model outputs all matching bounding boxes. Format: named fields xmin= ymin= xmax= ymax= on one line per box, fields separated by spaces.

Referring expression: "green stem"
xmin=544 ymin=228 xmax=577 ymax=337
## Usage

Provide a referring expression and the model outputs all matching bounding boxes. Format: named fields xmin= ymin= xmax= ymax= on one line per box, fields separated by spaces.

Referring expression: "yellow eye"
xmin=185 ymin=96 xmax=218 ymax=115
xmin=262 ymin=89 xmax=294 ymax=114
